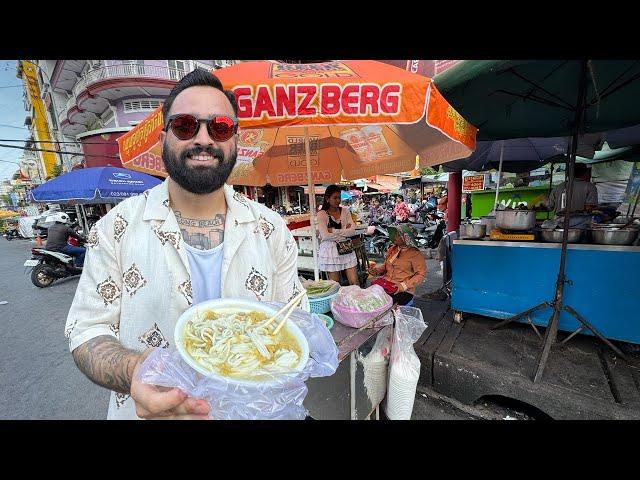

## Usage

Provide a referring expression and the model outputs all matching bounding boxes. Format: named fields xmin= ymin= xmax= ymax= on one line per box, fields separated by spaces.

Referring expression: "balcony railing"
xmin=72 ymin=64 xmax=188 ymax=99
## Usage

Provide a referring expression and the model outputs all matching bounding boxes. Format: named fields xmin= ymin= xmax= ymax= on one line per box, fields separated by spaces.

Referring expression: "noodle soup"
xmin=175 ymin=299 xmax=309 ymax=382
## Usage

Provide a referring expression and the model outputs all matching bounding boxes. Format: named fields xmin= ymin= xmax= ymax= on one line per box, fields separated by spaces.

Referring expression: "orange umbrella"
xmin=216 ymin=60 xmax=477 ymax=279
xmin=216 ymin=60 xmax=477 ymax=183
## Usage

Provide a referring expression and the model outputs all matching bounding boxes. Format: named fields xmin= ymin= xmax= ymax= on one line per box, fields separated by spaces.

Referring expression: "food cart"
xmin=451 ymin=239 xmax=640 ymax=344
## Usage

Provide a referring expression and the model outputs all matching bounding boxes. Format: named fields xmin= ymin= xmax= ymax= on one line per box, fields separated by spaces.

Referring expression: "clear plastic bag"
xmin=384 ymin=306 xmax=427 ymax=420
xmin=331 ymin=284 xmax=393 ymax=328
xmin=136 ymin=303 xmax=339 ymax=420
xmin=300 ymin=278 xmax=340 ymax=299
xmin=358 ymin=324 xmax=394 ymax=408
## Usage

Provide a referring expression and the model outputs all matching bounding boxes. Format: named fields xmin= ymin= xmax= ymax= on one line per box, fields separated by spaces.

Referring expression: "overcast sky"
xmin=0 ymin=60 xmax=30 ymax=181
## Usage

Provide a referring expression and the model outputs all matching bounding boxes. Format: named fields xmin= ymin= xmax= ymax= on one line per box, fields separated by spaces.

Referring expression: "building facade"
xmin=33 ymin=60 xmax=236 ymax=170
xmin=17 ymin=61 xmax=61 ymax=179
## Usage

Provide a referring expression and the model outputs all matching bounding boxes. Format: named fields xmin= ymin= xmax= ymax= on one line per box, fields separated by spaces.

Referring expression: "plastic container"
xmin=315 ymin=313 xmax=334 ymax=330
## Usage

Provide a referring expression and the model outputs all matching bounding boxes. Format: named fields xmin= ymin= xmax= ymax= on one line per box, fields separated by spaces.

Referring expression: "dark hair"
xmin=321 ymin=184 xmax=342 ymax=211
xmin=573 ymin=163 xmax=589 ymax=178
xmin=396 ymin=194 xmax=404 ymax=201
xmin=162 ymin=68 xmax=238 ymax=121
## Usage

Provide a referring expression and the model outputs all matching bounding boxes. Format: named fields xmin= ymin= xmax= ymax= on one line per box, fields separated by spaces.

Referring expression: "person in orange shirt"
xmin=368 ymin=224 xmax=426 ymax=305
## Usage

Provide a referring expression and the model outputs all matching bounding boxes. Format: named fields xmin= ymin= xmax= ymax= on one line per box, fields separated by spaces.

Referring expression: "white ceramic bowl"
xmin=174 ymin=298 xmax=310 ymax=386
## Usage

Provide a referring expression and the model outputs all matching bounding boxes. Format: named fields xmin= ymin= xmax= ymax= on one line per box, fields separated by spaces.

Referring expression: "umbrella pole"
xmin=547 ymin=160 xmax=555 ymax=219
xmin=304 ymin=127 xmax=320 ymax=281
xmin=492 ymin=140 xmax=505 ymax=211
xmin=533 ymin=60 xmax=589 ymax=383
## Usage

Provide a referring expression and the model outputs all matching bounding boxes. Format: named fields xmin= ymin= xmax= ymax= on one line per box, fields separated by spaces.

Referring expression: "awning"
xmin=303 ymin=186 xmax=327 ymax=195
xmin=364 ymin=177 xmax=401 ymax=192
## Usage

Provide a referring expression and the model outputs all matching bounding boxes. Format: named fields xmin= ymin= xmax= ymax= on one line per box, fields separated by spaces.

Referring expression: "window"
xmin=123 ymin=99 xmax=162 ymax=113
xmin=101 ymin=108 xmax=115 ymax=127
xmin=213 ymin=60 xmax=235 ymax=69
xmin=168 ymin=60 xmax=187 ymax=80
xmin=123 ymin=60 xmax=145 ymax=75
xmin=191 ymin=61 xmax=213 ymax=72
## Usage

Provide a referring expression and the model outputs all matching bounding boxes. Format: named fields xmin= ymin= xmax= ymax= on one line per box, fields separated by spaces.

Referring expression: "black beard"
xmin=162 ymin=142 xmax=237 ymax=195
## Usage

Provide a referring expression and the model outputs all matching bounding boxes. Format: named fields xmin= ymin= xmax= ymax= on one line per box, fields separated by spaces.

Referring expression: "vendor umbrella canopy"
xmin=435 ymin=60 xmax=640 ymax=140
xmin=216 ymin=60 xmax=478 ymax=280
xmin=435 ymin=60 xmax=640 ymax=382
xmin=29 ymin=166 xmax=162 ymax=204
xmin=216 ymin=60 xmax=477 ymax=184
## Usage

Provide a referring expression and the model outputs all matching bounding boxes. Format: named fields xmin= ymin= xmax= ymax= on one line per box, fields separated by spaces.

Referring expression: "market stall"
xmin=451 ymin=240 xmax=640 ymax=343
xmin=436 ymin=60 xmax=640 ymax=380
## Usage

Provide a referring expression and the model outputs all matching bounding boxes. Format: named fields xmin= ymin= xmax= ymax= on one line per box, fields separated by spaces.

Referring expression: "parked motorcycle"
xmin=3 ymin=227 xmax=22 ymax=241
xmin=416 ymin=218 xmax=447 ymax=250
xmin=366 ymin=225 xmax=391 ymax=259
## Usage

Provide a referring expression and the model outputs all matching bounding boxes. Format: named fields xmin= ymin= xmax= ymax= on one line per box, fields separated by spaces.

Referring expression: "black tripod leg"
xmin=491 ymin=302 xmax=551 ymax=330
xmin=564 ymin=305 xmax=630 ymax=363
xmin=533 ymin=305 xmax=561 ymax=383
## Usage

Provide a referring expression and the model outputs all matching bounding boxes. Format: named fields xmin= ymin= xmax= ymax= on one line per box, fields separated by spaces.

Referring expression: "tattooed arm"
xmin=72 ymin=338 xmax=209 ymax=419
xmin=174 ymin=210 xmax=226 ymax=250
xmin=71 ymin=336 xmax=141 ymax=394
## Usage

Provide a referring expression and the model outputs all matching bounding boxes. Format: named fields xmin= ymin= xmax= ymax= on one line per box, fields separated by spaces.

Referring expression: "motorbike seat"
xmin=32 ymin=249 xmax=74 ymax=262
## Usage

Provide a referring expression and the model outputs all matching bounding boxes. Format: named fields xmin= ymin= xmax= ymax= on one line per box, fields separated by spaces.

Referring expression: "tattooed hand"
xmin=174 ymin=210 xmax=225 ymax=250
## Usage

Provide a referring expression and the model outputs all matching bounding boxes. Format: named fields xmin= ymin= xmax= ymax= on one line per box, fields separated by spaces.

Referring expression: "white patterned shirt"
xmin=64 ymin=179 xmax=307 ymax=420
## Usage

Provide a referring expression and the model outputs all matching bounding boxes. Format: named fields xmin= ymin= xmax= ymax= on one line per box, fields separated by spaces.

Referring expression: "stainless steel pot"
xmin=540 ymin=228 xmax=582 ymax=243
xmin=480 ymin=216 xmax=496 ymax=233
xmin=495 ymin=209 xmax=537 ymax=231
xmin=460 ymin=223 xmax=486 ymax=239
xmin=591 ymin=228 xmax=638 ymax=245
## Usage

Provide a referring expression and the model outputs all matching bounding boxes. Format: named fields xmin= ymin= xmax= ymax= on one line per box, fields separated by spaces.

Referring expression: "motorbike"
xmin=4 ymin=228 xmax=22 ymax=241
xmin=416 ymin=218 xmax=447 ymax=250
xmin=25 ymin=236 xmax=85 ymax=288
xmin=365 ymin=224 xmax=391 ymax=259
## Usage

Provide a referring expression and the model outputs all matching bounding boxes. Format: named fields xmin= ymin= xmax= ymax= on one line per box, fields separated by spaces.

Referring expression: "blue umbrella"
xmin=340 ymin=191 xmax=352 ymax=201
xmin=30 ymin=166 xmax=162 ymax=204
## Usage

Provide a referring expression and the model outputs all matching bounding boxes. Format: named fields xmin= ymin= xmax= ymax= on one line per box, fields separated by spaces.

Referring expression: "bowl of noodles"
xmin=174 ymin=299 xmax=310 ymax=385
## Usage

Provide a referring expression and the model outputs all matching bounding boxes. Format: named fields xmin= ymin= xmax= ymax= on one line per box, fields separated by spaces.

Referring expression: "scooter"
xmin=366 ymin=225 xmax=391 ymax=259
xmin=25 ymin=239 xmax=85 ymax=288
xmin=416 ymin=218 xmax=447 ymax=250
xmin=4 ymin=228 xmax=22 ymax=241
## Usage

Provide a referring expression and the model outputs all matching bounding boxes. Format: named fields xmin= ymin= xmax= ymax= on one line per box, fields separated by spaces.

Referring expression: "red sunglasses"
xmin=164 ymin=114 xmax=238 ymax=142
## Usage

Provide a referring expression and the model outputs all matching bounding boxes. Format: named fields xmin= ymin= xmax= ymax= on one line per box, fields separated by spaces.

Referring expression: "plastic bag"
xmin=136 ymin=303 xmax=339 ymax=420
xmin=331 ymin=284 xmax=393 ymax=328
xmin=358 ymin=324 xmax=393 ymax=408
xmin=300 ymin=278 xmax=340 ymax=299
xmin=384 ymin=306 xmax=427 ymax=420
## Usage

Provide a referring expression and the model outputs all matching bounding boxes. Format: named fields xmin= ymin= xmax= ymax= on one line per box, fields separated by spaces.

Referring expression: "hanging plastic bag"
xmin=331 ymin=284 xmax=393 ymax=329
xmin=357 ymin=324 xmax=394 ymax=408
xmin=135 ymin=303 xmax=339 ymax=420
xmin=384 ymin=306 xmax=427 ymax=420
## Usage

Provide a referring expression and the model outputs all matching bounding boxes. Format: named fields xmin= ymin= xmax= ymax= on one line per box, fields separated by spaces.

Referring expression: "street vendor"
xmin=368 ymin=224 xmax=426 ymax=306
xmin=64 ymin=69 xmax=307 ymax=420
xmin=547 ymin=163 xmax=598 ymax=214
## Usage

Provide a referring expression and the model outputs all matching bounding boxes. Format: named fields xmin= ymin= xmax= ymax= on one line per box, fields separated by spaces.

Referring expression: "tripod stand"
xmin=490 ymin=61 xmax=631 ymax=382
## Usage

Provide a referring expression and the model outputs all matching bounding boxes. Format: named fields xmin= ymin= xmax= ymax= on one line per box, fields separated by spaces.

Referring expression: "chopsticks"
xmin=262 ymin=290 xmax=307 ymax=334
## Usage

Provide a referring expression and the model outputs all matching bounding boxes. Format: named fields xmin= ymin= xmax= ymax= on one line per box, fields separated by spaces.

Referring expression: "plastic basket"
xmin=315 ymin=313 xmax=334 ymax=330
xmin=309 ymin=292 xmax=337 ymax=314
